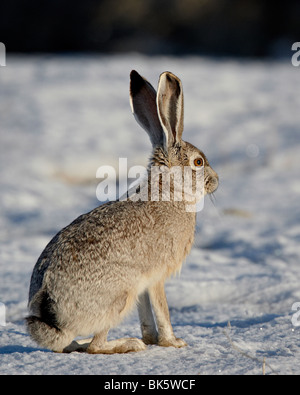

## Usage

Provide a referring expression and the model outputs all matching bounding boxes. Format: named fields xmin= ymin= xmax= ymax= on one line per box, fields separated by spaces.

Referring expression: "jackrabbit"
xmin=26 ymin=70 xmax=218 ymax=353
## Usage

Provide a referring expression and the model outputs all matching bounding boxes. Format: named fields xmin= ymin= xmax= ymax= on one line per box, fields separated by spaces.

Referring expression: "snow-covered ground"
xmin=0 ymin=55 xmax=299 ymax=375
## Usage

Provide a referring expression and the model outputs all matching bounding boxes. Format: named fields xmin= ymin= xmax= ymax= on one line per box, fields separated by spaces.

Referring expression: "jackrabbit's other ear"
xmin=130 ymin=70 xmax=165 ymax=148
xmin=157 ymin=72 xmax=184 ymax=149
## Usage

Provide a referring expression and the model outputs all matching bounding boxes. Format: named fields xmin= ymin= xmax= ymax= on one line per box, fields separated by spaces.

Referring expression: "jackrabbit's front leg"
xmin=138 ymin=290 xmax=158 ymax=345
xmin=148 ymin=281 xmax=187 ymax=348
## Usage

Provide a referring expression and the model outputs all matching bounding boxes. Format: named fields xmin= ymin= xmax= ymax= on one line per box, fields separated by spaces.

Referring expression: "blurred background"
xmin=1 ymin=0 xmax=299 ymax=57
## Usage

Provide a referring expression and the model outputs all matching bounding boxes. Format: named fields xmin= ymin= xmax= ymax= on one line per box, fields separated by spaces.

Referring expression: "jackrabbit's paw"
xmin=88 ymin=337 xmax=147 ymax=354
xmin=158 ymin=337 xmax=187 ymax=348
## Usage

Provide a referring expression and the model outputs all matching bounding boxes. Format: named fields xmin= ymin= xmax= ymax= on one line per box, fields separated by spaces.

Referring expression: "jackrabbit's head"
xmin=130 ymin=70 xmax=218 ymax=203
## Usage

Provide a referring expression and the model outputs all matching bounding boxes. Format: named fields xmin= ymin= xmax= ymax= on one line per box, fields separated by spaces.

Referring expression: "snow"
xmin=0 ymin=55 xmax=300 ymax=375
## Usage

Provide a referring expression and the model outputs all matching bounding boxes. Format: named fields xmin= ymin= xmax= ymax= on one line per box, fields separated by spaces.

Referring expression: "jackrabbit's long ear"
xmin=130 ymin=70 xmax=164 ymax=148
xmin=157 ymin=72 xmax=184 ymax=149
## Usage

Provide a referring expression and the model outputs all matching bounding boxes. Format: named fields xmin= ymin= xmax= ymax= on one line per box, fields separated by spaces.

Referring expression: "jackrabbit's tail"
xmin=26 ymin=315 xmax=73 ymax=352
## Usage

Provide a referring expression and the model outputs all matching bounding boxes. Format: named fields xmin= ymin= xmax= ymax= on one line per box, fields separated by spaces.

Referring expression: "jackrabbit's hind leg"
xmin=62 ymin=337 xmax=93 ymax=353
xmin=87 ymin=330 xmax=146 ymax=354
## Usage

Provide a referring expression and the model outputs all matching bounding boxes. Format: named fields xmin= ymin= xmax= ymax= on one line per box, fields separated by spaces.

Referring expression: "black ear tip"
xmin=130 ymin=70 xmax=138 ymax=78
xmin=130 ymin=70 xmax=144 ymax=96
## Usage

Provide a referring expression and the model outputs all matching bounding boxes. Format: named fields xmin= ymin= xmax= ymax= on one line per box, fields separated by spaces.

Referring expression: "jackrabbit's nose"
xmin=206 ymin=174 xmax=219 ymax=194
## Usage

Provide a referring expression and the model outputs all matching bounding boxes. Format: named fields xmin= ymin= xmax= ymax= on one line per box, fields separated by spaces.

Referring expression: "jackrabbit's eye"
xmin=194 ymin=158 xmax=204 ymax=167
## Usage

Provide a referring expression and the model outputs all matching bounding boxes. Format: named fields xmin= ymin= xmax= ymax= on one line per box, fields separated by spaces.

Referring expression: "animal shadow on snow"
xmin=0 ymin=344 xmax=51 ymax=354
